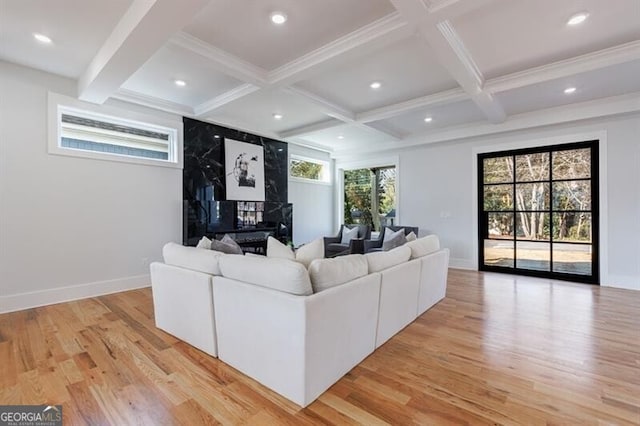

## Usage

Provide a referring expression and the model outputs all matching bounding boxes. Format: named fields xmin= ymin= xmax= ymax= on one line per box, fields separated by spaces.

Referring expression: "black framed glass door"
xmin=478 ymin=141 xmax=599 ymax=284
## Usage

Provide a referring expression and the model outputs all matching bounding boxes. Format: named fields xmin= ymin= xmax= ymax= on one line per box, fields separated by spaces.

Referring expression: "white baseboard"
xmin=449 ymin=257 xmax=476 ymax=270
xmin=0 ymin=275 xmax=151 ymax=314
xmin=602 ymin=274 xmax=640 ymax=291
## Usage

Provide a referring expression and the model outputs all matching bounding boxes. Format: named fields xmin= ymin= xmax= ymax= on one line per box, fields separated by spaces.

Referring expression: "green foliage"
xmin=290 ymin=159 xmax=323 ymax=180
xmin=343 ymin=167 xmax=396 ymax=230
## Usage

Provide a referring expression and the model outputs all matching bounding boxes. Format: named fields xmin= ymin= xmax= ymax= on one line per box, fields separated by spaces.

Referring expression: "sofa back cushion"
xmin=294 ymin=238 xmax=324 ymax=268
xmin=219 ymin=255 xmax=313 ymax=296
xmin=365 ymin=245 xmax=411 ymax=273
xmin=308 ymin=254 xmax=368 ymax=293
xmin=405 ymin=235 xmax=440 ymax=259
xmin=163 ymin=242 xmax=224 ymax=276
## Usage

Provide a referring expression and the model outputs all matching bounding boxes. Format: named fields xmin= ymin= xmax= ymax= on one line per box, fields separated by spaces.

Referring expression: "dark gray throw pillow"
xmin=382 ymin=231 xmax=407 ymax=251
xmin=211 ymin=234 xmax=243 ymax=255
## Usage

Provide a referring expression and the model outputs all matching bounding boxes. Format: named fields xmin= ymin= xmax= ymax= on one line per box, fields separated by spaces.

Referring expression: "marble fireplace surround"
xmin=183 ymin=117 xmax=292 ymax=246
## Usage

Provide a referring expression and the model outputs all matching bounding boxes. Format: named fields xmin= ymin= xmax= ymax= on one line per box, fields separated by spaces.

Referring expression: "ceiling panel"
xmin=296 ymin=35 xmax=459 ymax=112
xmin=183 ymin=0 xmax=395 ymax=70
xmin=122 ymin=45 xmax=243 ymax=107
xmin=453 ymin=0 xmax=640 ymax=79
xmin=297 ymin=122 xmax=393 ymax=150
xmin=205 ymin=88 xmax=330 ymax=134
xmin=371 ymin=99 xmax=485 ymax=135
xmin=0 ymin=0 xmax=132 ymax=78
xmin=495 ymin=60 xmax=640 ymax=116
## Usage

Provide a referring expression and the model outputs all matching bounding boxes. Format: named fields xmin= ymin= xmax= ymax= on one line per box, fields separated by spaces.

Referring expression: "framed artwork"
xmin=225 ymin=138 xmax=265 ymax=201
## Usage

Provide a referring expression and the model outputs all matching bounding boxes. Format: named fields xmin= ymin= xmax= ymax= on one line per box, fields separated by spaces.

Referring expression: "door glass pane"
xmin=483 ymin=156 xmax=513 ymax=183
xmin=484 ymin=239 xmax=514 ymax=268
xmin=516 ymin=213 xmax=550 ymax=241
xmin=515 ymin=183 xmax=549 ymax=210
xmin=484 ymin=185 xmax=513 ymax=210
xmin=553 ymin=243 xmax=592 ymax=275
xmin=488 ymin=213 xmax=514 ymax=238
xmin=516 ymin=153 xmax=549 ymax=182
xmin=553 ymin=181 xmax=591 ymax=210
xmin=516 ymin=241 xmax=550 ymax=271
xmin=553 ymin=148 xmax=591 ymax=180
xmin=552 ymin=213 xmax=592 ymax=242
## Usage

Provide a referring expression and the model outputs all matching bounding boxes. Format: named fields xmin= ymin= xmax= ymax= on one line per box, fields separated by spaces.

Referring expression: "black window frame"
xmin=477 ymin=140 xmax=600 ymax=284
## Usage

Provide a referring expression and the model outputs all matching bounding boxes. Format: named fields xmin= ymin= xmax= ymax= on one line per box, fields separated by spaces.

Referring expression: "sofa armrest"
xmin=212 ymin=273 xmax=381 ymax=407
xmin=364 ymin=238 xmax=383 ymax=252
xmin=150 ymin=262 xmax=217 ymax=356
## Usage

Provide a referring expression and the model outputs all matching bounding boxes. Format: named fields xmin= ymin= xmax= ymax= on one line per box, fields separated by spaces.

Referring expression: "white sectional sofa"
xmin=150 ymin=235 xmax=449 ymax=407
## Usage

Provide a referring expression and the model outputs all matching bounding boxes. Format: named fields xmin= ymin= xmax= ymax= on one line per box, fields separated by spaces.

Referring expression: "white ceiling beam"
xmin=334 ymin=92 xmax=640 ymax=157
xmin=362 ymin=122 xmax=406 ymax=140
xmin=390 ymin=0 xmax=506 ymax=123
xmin=268 ymin=12 xmax=412 ymax=86
xmin=112 ymin=88 xmax=194 ymax=116
xmin=278 ymin=119 xmax=344 ymax=139
xmin=193 ymin=83 xmax=261 ymax=117
xmin=170 ymin=32 xmax=268 ymax=86
xmin=357 ymin=87 xmax=468 ymax=122
xmin=486 ymin=40 xmax=640 ymax=94
xmin=284 ymin=86 xmax=356 ymax=122
xmin=78 ymin=0 xmax=211 ymax=104
xmin=426 ymin=0 xmax=499 ymax=19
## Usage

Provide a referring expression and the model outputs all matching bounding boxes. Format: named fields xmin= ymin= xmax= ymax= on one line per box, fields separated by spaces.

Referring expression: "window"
xmin=478 ymin=140 xmax=599 ymax=284
xmin=344 ymin=166 xmax=396 ymax=232
xmin=289 ymin=156 xmax=330 ymax=183
xmin=49 ymin=95 xmax=181 ymax=168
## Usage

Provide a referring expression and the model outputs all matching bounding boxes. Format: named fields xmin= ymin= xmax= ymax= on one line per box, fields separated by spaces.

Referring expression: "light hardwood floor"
xmin=1 ymin=269 xmax=639 ymax=425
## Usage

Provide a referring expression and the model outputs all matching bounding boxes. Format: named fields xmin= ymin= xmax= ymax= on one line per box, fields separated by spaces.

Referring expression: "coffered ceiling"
xmin=1 ymin=0 xmax=639 ymax=155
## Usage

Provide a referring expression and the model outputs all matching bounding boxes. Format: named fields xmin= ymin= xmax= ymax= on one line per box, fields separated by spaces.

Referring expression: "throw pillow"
xmin=340 ymin=226 xmax=359 ymax=244
xmin=267 ymin=236 xmax=295 ymax=260
xmin=382 ymin=228 xmax=406 ymax=251
xmin=211 ymin=234 xmax=243 ymax=255
xmin=196 ymin=236 xmax=212 ymax=249
xmin=383 ymin=227 xmax=404 ymax=243
xmin=294 ymin=238 xmax=324 ymax=268
xmin=405 ymin=231 xmax=417 ymax=242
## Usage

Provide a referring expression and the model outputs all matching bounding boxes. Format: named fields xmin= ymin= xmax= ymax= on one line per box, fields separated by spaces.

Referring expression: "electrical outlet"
xmin=141 ymin=257 xmax=149 ymax=267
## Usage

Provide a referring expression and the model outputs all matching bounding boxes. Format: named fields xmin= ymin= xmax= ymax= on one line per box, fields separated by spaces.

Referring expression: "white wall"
xmin=288 ymin=145 xmax=334 ymax=246
xmin=0 ymin=61 xmax=183 ymax=312
xmin=342 ymin=114 xmax=640 ymax=290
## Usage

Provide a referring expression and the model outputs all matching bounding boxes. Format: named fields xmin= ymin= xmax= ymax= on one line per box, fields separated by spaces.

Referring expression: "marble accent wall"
xmin=183 ymin=118 xmax=291 ymax=245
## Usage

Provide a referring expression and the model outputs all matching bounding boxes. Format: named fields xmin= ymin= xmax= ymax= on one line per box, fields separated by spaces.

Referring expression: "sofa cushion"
xmin=340 ymin=226 xmax=359 ymax=244
xmin=162 ymin=242 xmax=224 ymax=276
xmin=382 ymin=229 xmax=407 ymax=251
xmin=308 ymin=254 xmax=368 ymax=293
xmin=267 ymin=236 xmax=295 ymax=260
xmin=365 ymin=245 xmax=411 ymax=273
xmin=295 ymin=238 xmax=324 ymax=268
xmin=406 ymin=235 xmax=440 ymax=259
xmin=211 ymin=235 xmax=243 ymax=255
xmin=219 ymin=255 xmax=313 ymax=296
xmin=196 ymin=236 xmax=212 ymax=249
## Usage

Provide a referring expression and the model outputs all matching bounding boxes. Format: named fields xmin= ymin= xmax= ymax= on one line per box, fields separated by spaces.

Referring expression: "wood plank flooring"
xmin=1 ymin=269 xmax=639 ymax=425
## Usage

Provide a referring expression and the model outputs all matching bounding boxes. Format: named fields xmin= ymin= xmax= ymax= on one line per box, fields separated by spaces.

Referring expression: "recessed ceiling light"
xmin=214 ymin=135 xmax=221 ymax=139
xmin=270 ymin=12 xmax=287 ymax=25
xmin=273 ymin=113 xmax=283 ymax=120
xmin=564 ymin=87 xmax=577 ymax=94
xmin=33 ymin=33 xmax=52 ymax=44
xmin=567 ymin=12 xmax=589 ymax=26
xmin=424 ymin=117 xmax=433 ymax=123
xmin=337 ymin=135 xmax=345 ymax=140
xmin=174 ymin=79 xmax=186 ymax=87
xmin=370 ymin=81 xmax=382 ymax=90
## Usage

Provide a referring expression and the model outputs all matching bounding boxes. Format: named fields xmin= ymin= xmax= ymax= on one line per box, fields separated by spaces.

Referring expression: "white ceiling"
xmin=1 ymin=0 xmax=639 ymax=154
